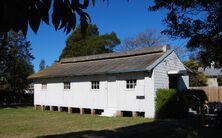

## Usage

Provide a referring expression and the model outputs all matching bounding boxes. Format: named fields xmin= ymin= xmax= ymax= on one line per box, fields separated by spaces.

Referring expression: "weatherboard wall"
xmin=33 ymin=51 xmax=189 ymax=118
xmin=33 ymin=72 xmax=155 ymax=117
xmin=153 ymin=52 xmax=189 ymax=92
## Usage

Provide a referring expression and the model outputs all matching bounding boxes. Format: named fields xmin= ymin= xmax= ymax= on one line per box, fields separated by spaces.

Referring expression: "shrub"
xmin=217 ymin=75 xmax=222 ymax=86
xmin=155 ymin=89 xmax=188 ymax=119
xmin=185 ymin=89 xmax=208 ymax=113
xmin=0 ymin=90 xmax=33 ymax=105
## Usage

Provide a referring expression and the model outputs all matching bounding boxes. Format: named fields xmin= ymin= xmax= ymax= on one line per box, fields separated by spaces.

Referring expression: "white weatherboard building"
xmin=29 ymin=46 xmax=189 ymax=118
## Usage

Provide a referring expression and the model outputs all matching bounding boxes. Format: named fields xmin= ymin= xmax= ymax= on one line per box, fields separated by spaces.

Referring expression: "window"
xmin=126 ymin=80 xmax=137 ymax=89
xmin=41 ymin=83 xmax=47 ymax=90
xmin=64 ymin=82 xmax=70 ymax=90
xmin=91 ymin=81 xmax=100 ymax=89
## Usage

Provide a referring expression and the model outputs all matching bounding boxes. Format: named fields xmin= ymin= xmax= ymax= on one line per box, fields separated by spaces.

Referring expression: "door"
xmin=107 ymin=76 xmax=117 ymax=108
xmin=169 ymin=75 xmax=178 ymax=90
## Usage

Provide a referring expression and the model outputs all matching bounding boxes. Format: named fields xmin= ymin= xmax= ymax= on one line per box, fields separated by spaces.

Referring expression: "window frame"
xmin=41 ymin=83 xmax=47 ymax=90
xmin=126 ymin=79 xmax=137 ymax=89
xmin=91 ymin=81 xmax=100 ymax=90
xmin=63 ymin=82 xmax=71 ymax=90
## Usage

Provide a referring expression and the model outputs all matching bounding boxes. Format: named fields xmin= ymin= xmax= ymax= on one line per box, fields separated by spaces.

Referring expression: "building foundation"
xmin=80 ymin=108 xmax=85 ymax=115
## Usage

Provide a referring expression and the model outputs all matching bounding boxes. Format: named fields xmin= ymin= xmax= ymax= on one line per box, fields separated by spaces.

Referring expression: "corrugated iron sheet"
xmin=29 ymin=51 xmax=164 ymax=79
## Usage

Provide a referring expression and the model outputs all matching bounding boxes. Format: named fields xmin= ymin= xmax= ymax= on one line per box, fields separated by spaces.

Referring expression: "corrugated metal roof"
xmin=29 ymin=46 xmax=171 ymax=79
xmin=198 ymin=67 xmax=222 ymax=77
xmin=60 ymin=45 xmax=168 ymax=63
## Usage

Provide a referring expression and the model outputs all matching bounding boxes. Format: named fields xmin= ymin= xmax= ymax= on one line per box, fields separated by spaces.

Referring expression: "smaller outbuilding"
xmin=29 ymin=45 xmax=189 ymax=118
xmin=199 ymin=65 xmax=222 ymax=87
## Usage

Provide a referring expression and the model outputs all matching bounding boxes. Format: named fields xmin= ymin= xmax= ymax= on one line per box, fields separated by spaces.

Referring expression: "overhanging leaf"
xmin=92 ymin=0 xmax=96 ymax=6
xmin=28 ymin=10 xmax=41 ymax=34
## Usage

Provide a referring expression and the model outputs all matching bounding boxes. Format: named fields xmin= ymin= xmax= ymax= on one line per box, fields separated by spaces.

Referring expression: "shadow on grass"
xmin=0 ymin=104 xmax=33 ymax=109
xmin=0 ymin=91 xmax=33 ymax=109
xmin=37 ymin=116 xmax=222 ymax=138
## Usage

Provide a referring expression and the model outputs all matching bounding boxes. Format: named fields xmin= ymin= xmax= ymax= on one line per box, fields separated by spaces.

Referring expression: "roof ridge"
xmin=60 ymin=45 xmax=168 ymax=64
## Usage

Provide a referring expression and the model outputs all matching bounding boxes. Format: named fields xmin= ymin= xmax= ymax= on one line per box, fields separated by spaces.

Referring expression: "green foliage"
xmin=156 ymin=89 xmax=176 ymax=117
xmin=0 ymin=31 xmax=34 ymax=93
xmin=183 ymin=60 xmax=200 ymax=71
xmin=183 ymin=60 xmax=207 ymax=86
xmin=0 ymin=92 xmax=33 ymax=105
xmin=189 ymin=73 xmax=208 ymax=87
xmin=185 ymin=89 xmax=208 ymax=113
xmin=155 ymin=89 xmax=188 ymax=119
xmin=0 ymin=0 xmax=109 ymax=36
xmin=59 ymin=24 xmax=120 ymax=59
xmin=150 ymin=0 xmax=222 ymax=68
xmin=218 ymin=76 xmax=222 ymax=86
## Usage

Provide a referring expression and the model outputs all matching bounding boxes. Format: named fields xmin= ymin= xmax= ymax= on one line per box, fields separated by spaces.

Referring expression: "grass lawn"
xmin=0 ymin=107 xmax=151 ymax=138
xmin=0 ymin=107 xmax=222 ymax=138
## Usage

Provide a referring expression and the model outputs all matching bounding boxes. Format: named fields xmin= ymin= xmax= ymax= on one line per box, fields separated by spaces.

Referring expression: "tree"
xmin=0 ymin=0 xmax=106 ymax=36
xmin=59 ymin=24 xmax=120 ymax=59
xmin=150 ymin=0 xmax=222 ymax=68
xmin=118 ymin=29 xmax=166 ymax=51
xmin=217 ymin=76 xmax=222 ymax=86
xmin=39 ymin=59 xmax=46 ymax=71
xmin=183 ymin=60 xmax=207 ymax=86
xmin=0 ymin=31 xmax=34 ymax=93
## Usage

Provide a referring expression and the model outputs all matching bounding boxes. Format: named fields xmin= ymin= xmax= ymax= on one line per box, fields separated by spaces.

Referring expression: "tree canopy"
xmin=0 ymin=0 xmax=105 ymax=36
xmin=183 ymin=60 xmax=207 ymax=86
xmin=59 ymin=24 xmax=120 ymax=59
xmin=39 ymin=59 xmax=46 ymax=71
xmin=2 ymin=0 xmax=222 ymax=68
xmin=0 ymin=31 xmax=34 ymax=93
xmin=150 ymin=0 xmax=222 ymax=68
xmin=118 ymin=29 xmax=166 ymax=51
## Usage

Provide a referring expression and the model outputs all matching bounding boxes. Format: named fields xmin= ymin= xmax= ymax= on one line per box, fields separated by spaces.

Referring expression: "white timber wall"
xmin=153 ymin=51 xmax=189 ymax=92
xmin=33 ymin=51 xmax=188 ymax=118
xmin=34 ymin=72 xmax=154 ymax=117
xmin=151 ymin=51 xmax=189 ymax=118
xmin=144 ymin=75 xmax=155 ymax=118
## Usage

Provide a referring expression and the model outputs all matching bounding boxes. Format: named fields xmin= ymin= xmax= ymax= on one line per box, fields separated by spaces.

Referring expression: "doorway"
xmin=169 ymin=75 xmax=179 ymax=90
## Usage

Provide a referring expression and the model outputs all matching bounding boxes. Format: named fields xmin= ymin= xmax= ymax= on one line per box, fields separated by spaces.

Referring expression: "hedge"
xmin=0 ymin=91 xmax=33 ymax=105
xmin=155 ymin=89 xmax=188 ymax=119
xmin=185 ymin=89 xmax=208 ymax=113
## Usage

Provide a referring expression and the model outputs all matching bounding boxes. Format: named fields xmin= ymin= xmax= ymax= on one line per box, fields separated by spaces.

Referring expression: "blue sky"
xmin=27 ymin=0 xmax=186 ymax=72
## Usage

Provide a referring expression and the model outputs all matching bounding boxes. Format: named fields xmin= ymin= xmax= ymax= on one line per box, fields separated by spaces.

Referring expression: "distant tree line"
xmin=0 ymin=31 xmax=34 ymax=93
